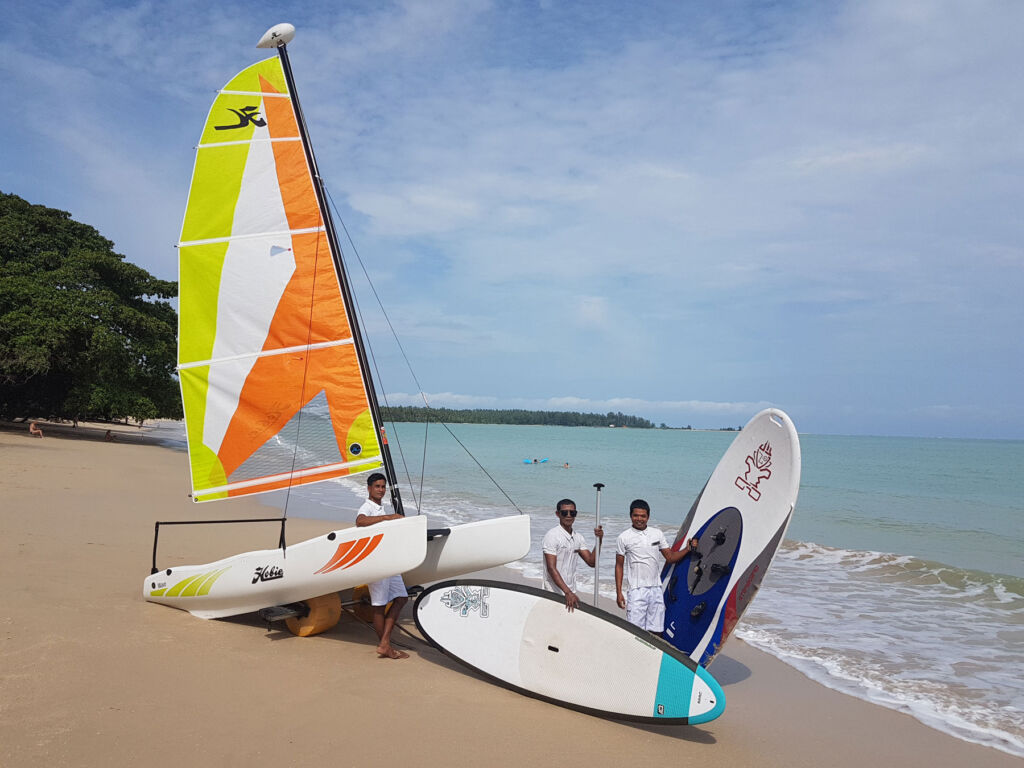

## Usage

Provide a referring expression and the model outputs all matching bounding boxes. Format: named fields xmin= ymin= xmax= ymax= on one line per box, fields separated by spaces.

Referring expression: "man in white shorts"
xmin=355 ymin=472 xmax=409 ymax=659
xmin=614 ymin=499 xmax=687 ymax=633
xmin=542 ymin=498 xmax=603 ymax=611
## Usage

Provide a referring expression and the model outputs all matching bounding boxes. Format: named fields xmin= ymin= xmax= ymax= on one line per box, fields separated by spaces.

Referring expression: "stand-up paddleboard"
xmin=415 ymin=579 xmax=725 ymax=725
xmin=661 ymin=408 xmax=800 ymax=666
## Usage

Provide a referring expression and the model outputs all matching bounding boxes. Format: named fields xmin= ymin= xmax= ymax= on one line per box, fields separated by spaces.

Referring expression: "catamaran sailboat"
xmin=143 ymin=23 xmax=530 ymax=634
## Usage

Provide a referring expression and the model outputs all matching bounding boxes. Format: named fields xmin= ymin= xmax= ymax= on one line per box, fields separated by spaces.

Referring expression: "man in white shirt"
xmin=355 ymin=472 xmax=409 ymax=659
xmin=542 ymin=498 xmax=603 ymax=611
xmin=615 ymin=499 xmax=687 ymax=633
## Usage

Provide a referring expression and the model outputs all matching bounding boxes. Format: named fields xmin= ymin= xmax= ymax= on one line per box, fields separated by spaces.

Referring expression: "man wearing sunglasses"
xmin=542 ymin=498 xmax=604 ymax=611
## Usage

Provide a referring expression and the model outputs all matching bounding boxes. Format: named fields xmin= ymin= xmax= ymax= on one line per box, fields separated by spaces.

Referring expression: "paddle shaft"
xmin=593 ymin=482 xmax=605 ymax=605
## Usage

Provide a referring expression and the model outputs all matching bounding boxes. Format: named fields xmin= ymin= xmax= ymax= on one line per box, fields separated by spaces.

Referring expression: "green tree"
xmin=381 ymin=405 xmax=655 ymax=428
xmin=0 ymin=192 xmax=181 ymax=422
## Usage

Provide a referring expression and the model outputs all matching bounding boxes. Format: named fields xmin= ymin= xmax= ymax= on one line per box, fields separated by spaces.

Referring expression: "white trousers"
xmin=369 ymin=574 xmax=408 ymax=606
xmin=626 ymin=586 xmax=665 ymax=632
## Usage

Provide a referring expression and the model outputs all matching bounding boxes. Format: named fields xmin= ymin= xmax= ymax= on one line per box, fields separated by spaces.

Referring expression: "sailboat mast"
xmin=273 ymin=41 xmax=405 ymax=516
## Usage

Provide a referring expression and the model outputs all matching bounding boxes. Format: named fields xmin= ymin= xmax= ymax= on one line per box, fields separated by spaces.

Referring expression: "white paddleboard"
xmin=415 ymin=579 xmax=726 ymax=725
xmin=144 ymin=515 xmax=427 ymax=618
xmin=661 ymin=408 xmax=800 ymax=665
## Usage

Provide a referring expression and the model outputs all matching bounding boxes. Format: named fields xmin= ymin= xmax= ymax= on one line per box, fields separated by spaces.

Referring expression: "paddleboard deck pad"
xmin=662 ymin=408 xmax=800 ymax=666
xmin=415 ymin=579 xmax=725 ymax=725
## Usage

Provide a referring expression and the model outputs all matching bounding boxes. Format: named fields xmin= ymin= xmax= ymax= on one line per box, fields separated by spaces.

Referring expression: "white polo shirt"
xmin=615 ymin=526 xmax=669 ymax=589
xmin=358 ymin=499 xmax=384 ymax=518
xmin=542 ymin=525 xmax=588 ymax=594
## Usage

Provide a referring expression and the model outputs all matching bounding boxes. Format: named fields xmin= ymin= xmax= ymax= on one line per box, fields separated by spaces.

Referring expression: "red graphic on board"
xmin=735 ymin=441 xmax=772 ymax=501
xmin=720 ymin=586 xmax=740 ymax=647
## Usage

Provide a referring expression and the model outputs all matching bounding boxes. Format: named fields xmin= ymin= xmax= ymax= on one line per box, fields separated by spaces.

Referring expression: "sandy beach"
xmin=0 ymin=420 xmax=1018 ymax=768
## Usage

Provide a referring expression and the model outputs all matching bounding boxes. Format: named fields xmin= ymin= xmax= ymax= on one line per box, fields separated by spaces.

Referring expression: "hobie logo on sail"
xmin=215 ymin=106 xmax=267 ymax=130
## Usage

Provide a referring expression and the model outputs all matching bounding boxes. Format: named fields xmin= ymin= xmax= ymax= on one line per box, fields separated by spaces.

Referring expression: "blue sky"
xmin=2 ymin=0 xmax=1022 ymax=438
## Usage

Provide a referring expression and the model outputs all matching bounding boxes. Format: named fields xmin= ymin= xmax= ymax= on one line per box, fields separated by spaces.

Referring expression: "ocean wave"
xmin=736 ymin=626 xmax=1024 ymax=757
xmin=739 ymin=540 xmax=1024 ymax=758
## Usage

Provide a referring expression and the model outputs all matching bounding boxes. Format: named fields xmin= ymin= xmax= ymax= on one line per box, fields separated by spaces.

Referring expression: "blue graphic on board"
xmin=662 ymin=507 xmax=743 ymax=664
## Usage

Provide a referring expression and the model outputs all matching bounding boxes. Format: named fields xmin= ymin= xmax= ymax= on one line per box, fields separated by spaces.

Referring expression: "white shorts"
xmin=626 ymin=586 xmax=665 ymax=632
xmin=369 ymin=574 xmax=408 ymax=606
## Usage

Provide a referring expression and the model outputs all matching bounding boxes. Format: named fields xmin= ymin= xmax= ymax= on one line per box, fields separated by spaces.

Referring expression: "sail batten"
xmin=178 ymin=55 xmax=383 ymax=502
xmin=219 ymin=90 xmax=291 ymax=98
xmin=178 ymin=338 xmax=356 ymax=371
xmin=179 ymin=224 xmax=325 ymax=248
xmin=198 ymin=137 xmax=302 ymax=150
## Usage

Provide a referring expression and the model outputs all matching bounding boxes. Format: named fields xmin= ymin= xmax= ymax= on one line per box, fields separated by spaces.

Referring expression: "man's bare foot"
xmin=377 ymin=646 xmax=409 ymax=660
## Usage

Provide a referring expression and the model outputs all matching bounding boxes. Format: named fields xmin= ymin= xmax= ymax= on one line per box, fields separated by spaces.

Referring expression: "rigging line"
xmin=322 ymin=185 xmax=524 ymax=516
xmin=319 ymin=184 xmax=421 ymax=514
xmin=418 ymin=420 xmax=428 ymax=520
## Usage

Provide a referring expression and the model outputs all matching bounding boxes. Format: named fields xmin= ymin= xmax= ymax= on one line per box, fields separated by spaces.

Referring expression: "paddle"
xmin=593 ymin=482 xmax=604 ymax=606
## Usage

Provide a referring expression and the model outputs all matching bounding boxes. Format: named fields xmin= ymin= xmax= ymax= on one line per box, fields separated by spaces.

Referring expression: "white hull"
xmin=403 ymin=514 xmax=531 ymax=587
xmin=144 ymin=515 xmax=427 ymax=619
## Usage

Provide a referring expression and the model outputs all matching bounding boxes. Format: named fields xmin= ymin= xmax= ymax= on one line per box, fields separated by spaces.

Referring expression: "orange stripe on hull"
xmin=328 ymin=536 xmax=372 ymax=572
xmin=345 ymin=533 xmax=383 ymax=568
xmin=315 ymin=540 xmax=358 ymax=574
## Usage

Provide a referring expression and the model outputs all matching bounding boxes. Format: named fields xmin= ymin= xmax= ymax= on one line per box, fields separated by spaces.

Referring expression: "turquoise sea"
xmin=156 ymin=420 xmax=1024 ymax=756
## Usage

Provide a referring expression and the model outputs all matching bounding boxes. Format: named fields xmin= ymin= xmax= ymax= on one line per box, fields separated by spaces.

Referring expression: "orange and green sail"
xmin=177 ymin=56 xmax=383 ymax=502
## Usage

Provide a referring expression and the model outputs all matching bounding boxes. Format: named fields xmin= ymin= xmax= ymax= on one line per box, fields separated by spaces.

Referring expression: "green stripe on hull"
xmin=164 ymin=567 xmax=230 ymax=598
xmin=195 ymin=567 xmax=230 ymax=596
xmin=167 ymin=573 xmax=207 ymax=597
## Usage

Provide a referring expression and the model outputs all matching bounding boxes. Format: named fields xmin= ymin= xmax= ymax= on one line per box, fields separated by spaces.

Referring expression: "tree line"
xmin=381 ymin=406 xmax=656 ymax=428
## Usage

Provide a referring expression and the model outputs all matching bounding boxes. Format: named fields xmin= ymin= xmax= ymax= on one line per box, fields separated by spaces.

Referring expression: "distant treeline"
xmin=381 ymin=406 xmax=656 ymax=429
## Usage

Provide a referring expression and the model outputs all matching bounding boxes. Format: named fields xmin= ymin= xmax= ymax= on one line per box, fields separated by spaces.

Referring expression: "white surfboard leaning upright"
xmin=415 ymin=580 xmax=726 ymax=725
xmin=661 ymin=408 xmax=800 ymax=666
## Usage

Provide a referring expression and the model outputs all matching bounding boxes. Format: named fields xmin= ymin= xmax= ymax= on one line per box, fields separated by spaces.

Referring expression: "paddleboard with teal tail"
xmin=414 ymin=579 xmax=725 ymax=725
xmin=661 ymin=408 xmax=800 ymax=666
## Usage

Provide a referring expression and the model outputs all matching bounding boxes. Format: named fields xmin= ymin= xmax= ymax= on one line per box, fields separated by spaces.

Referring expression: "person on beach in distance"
xmin=615 ymin=499 xmax=688 ymax=633
xmin=355 ymin=472 xmax=409 ymax=660
xmin=543 ymin=498 xmax=603 ymax=611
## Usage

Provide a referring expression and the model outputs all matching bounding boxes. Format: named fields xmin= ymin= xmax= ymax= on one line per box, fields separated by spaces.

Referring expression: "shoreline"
xmin=0 ymin=424 xmax=1019 ymax=766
